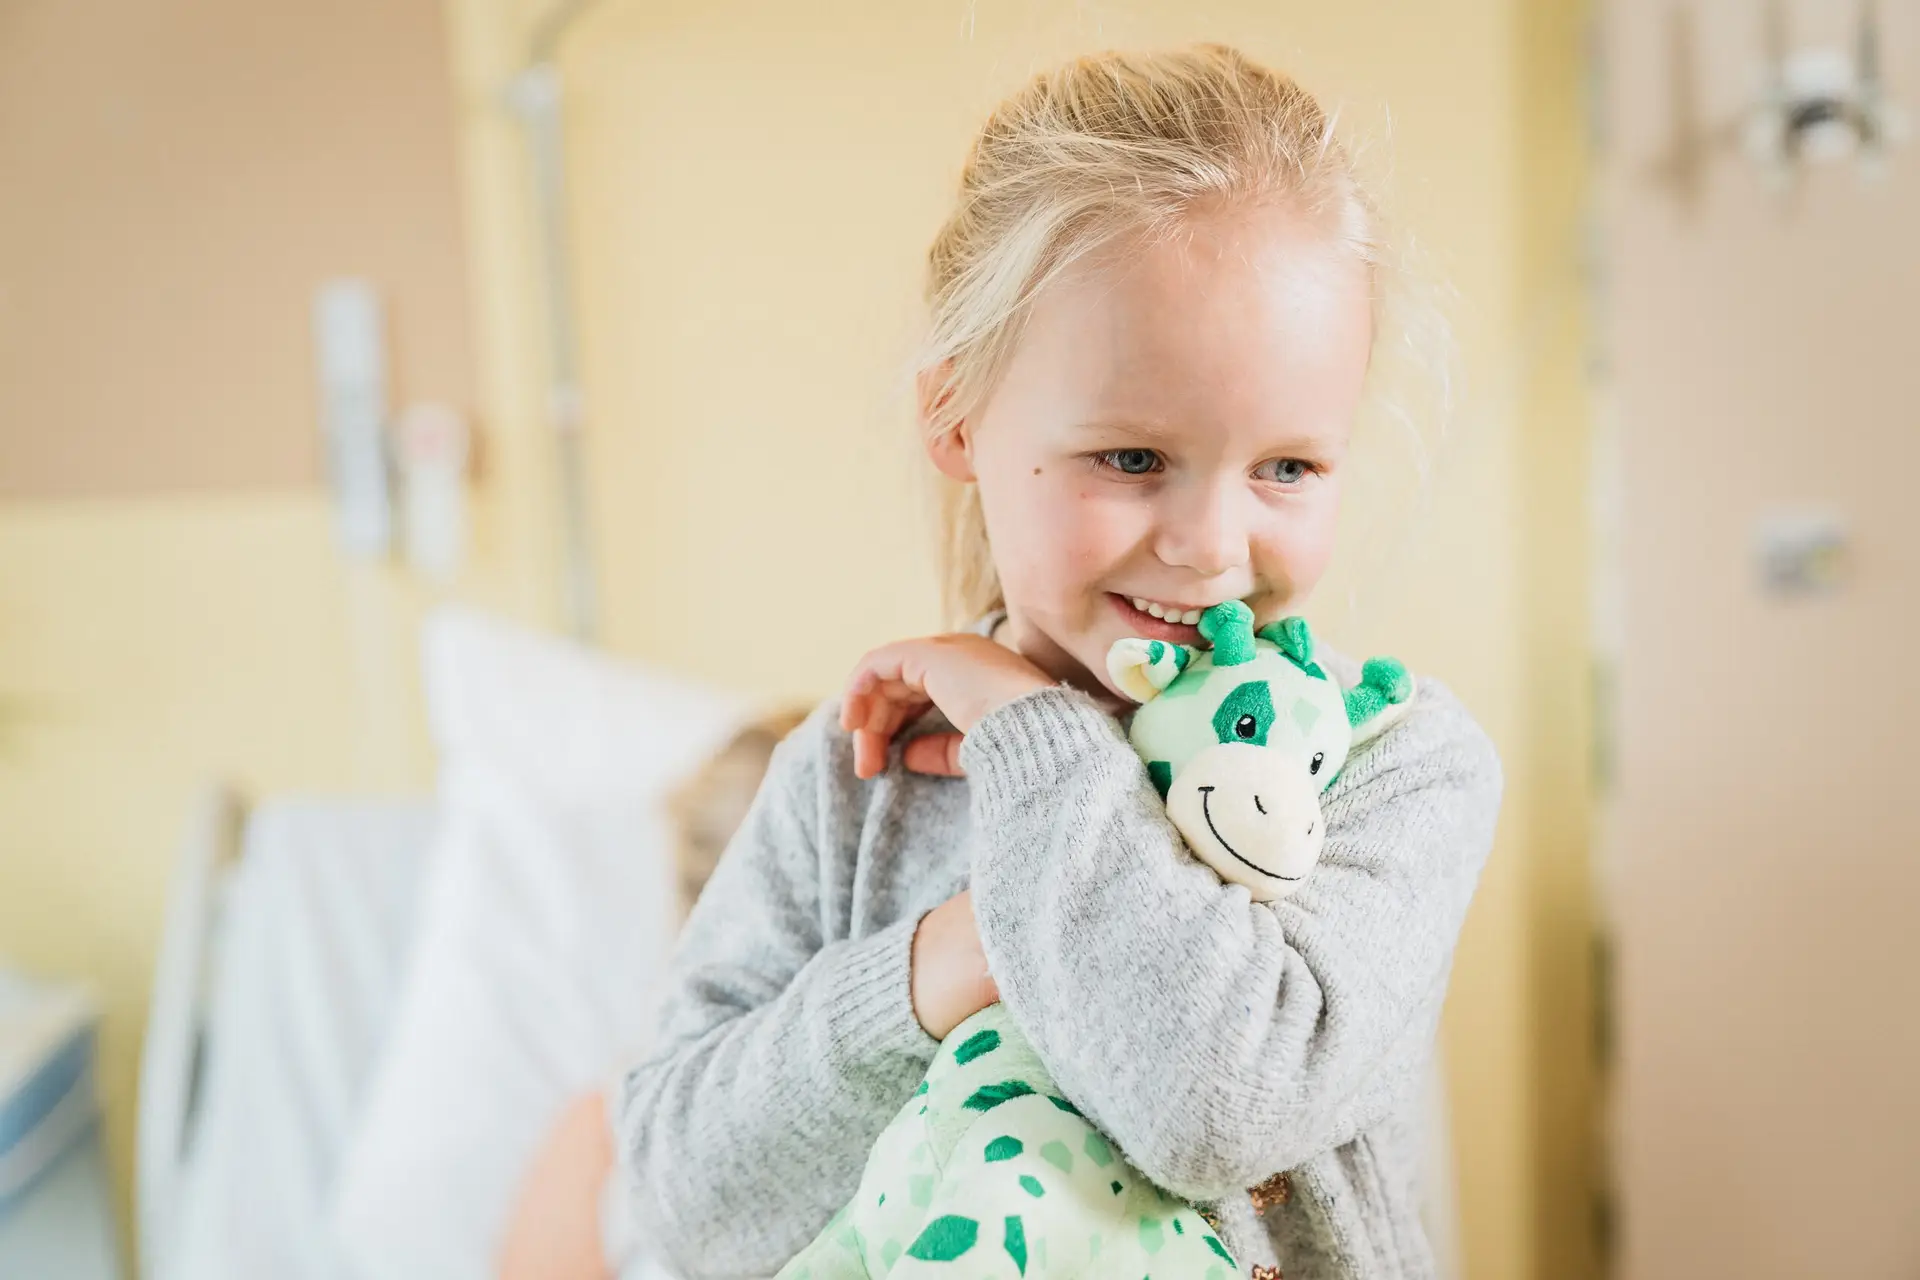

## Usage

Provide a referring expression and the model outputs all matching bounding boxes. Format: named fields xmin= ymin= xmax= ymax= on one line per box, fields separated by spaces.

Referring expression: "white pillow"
xmin=330 ymin=608 xmax=752 ymax=1280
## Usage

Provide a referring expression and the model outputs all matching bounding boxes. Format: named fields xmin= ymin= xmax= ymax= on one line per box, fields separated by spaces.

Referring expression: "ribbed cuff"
xmin=959 ymin=684 xmax=1130 ymax=805
xmin=821 ymin=913 xmax=941 ymax=1066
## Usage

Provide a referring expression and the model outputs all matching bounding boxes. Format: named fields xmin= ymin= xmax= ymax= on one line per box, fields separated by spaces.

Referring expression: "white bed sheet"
xmin=162 ymin=797 xmax=434 ymax=1280
xmin=158 ymin=795 xmax=678 ymax=1280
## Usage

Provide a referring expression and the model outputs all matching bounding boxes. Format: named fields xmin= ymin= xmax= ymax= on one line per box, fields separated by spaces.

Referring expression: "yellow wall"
xmin=0 ymin=2 xmax=1591 ymax=1276
xmin=1516 ymin=3 xmax=1599 ymax=1279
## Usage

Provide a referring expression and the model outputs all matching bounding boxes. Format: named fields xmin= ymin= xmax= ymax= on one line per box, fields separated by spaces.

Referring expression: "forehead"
xmin=991 ymin=206 xmax=1373 ymax=454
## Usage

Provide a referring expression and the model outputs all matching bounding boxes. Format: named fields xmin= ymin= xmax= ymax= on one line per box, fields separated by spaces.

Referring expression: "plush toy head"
xmin=1106 ymin=601 xmax=1414 ymax=901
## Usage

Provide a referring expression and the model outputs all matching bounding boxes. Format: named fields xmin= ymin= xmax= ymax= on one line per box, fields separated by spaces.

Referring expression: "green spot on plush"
xmin=1107 ymin=602 xmax=1415 ymax=902
xmin=954 ymin=1027 xmax=1002 ymax=1064
xmin=962 ymin=1080 xmax=1035 ymax=1111
xmin=906 ymin=1215 xmax=979 ymax=1262
xmin=1082 ymin=1131 xmax=1114 ymax=1167
xmin=1004 ymin=1215 xmax=1030 ymax=1275
xmin=984 ymin=1135 xmax=1024 ymax=1162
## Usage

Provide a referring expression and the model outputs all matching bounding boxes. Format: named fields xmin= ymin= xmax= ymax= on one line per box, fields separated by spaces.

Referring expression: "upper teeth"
xmin=1132 ymin=597 xmax=1204 ymax=626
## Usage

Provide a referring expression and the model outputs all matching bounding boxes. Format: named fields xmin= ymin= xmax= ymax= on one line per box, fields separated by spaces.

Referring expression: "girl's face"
xmin=930 ymin=206 xmax=1375 ymax=699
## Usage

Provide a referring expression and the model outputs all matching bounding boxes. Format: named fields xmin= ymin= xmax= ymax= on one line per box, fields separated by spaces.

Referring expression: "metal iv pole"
xmin=503 ymin=0 xmax=606 ymax=640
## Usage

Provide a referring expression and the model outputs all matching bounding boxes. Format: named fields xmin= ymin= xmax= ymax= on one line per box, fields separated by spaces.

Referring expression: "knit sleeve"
xmin=960 ymin=679 xmax=1502 ymax=1202
xmin=616 ymin=703 xmax=940 ymax=1280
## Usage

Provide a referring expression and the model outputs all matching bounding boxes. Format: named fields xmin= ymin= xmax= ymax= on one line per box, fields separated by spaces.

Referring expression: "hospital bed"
xmin=139 ymin=785 xmax=440 ymax=1280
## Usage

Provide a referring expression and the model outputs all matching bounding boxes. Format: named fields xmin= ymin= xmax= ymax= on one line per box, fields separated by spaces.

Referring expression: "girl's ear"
xmin=918 ymin=364 xmax=975 ymax=483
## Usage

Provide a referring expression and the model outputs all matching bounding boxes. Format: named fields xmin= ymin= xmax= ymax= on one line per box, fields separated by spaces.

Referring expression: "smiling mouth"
xmin=1198 ymin=787 xmax=1302 ymax=881
xmin=1109 ymin=594 xmax=1203 ymax=639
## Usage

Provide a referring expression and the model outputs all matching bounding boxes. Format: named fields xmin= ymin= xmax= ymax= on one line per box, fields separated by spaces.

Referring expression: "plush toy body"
xmin=776 ymin=1003 xmax=1237 ymax=1279
xmin=776 ymin=604 xmax=1413 ymax=1279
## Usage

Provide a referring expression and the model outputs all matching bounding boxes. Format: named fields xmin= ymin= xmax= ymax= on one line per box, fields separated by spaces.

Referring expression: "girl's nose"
xmin=1154 ymin=477 xmax=1251 ymax=577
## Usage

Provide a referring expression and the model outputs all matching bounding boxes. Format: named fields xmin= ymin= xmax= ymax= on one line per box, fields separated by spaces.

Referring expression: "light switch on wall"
xmin=1755 ymin=508 xmax=1849 ymax=595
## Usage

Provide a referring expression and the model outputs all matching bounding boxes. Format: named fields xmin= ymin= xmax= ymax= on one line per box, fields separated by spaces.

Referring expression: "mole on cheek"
xmin=1032 ymin=467 xmax=1042 ymax=476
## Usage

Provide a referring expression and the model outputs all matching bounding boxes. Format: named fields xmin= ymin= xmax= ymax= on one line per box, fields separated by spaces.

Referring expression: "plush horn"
xmin=1198 ymin=600 xmax=1257 ymax=666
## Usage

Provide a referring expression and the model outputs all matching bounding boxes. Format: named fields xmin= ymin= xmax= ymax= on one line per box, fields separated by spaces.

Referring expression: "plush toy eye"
xmin=1235 ymin=714 xmax=1257 ymax=740
xmin=1310 ymin=751 xmax=1325 ymax=775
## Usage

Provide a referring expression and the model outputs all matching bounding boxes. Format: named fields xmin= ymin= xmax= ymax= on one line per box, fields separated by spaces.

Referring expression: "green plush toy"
xmin=1107 ymin=600 xmax=1415 ymax=902
xmin=776 ymin=603 xmax=1414 ymax=1279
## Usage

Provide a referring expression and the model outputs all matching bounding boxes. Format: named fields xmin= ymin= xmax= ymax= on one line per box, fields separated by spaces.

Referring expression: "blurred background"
xmin=0 ymin=0 xmax=1913 ymax=1277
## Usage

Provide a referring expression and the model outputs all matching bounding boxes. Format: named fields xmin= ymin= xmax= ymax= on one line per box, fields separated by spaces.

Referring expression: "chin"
xmin=1006 ymin=604 xmax=1123 ymax=696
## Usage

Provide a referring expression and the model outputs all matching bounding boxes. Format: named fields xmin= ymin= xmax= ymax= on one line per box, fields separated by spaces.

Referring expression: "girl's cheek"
xmin=1257 ymin=496 xmax=1341 ymax=589
xmin=1060 ymin=493 xmax=1156 ymax=592
xmin=1000 ymin=478 xmax=1125 ymax=596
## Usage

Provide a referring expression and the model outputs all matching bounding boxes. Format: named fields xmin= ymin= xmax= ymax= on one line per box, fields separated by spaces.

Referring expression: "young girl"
xmin=619 ymin=45 xmax=1502 ymax=1280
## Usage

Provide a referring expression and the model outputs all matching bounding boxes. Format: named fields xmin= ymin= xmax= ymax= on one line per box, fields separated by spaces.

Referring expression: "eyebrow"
xmin=1067 ymin=418 xmax=1184 ymax=442
xmin=1068 ymin=417 xmax=1337 ymax=454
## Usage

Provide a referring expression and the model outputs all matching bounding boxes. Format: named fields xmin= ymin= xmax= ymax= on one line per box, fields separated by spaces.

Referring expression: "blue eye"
xmin=1098 ymin=449 xmax=1162 ymax=476
xmin=1256 ymin=458 xmax=1313 ymax=485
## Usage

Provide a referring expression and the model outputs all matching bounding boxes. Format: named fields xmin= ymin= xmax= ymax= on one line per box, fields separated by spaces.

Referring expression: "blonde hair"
xmin=919 ymin=44 xmax=1450 ymax=625
xmin=667 ymin=706 xmax=811 ymax=917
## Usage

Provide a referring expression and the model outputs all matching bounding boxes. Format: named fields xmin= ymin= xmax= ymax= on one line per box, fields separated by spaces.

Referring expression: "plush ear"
xmin=1106 ymin=637 xmax=1195 ymax=703
xmin=1257 ymin=617 xmax=1330 ymax=680
xmin=1345 ymin=656 xmax=1416 ymax=747
xmin=1255 ymin=616 xmax=1312 ymax=663
xmin=1197 ymin=600 xmax=1257 ymax=666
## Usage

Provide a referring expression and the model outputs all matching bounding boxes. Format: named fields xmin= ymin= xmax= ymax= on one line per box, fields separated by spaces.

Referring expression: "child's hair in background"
xmin=667 ymin=707 xmax=812 ymax=916
xmin=916 ymin=44 xmax=1454 ymax=628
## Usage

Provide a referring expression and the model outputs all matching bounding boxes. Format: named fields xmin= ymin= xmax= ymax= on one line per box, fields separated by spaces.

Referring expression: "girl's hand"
xmin=840 ymin=633 xmax=1054 ymax=779
xmin=910 ymin=890 xmax=1000 ymax=1039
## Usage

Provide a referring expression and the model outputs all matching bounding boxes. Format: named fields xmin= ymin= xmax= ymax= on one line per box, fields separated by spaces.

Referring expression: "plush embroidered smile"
xmin=1196 ymin=786 xmax=1306 ymax=881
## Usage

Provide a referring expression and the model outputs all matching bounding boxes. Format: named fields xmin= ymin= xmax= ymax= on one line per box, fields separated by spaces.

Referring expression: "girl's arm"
xmin=959 ymin=682 xmax=1502 ymax=1203
xmin=616 ymin=706 xmax=940 ymax=1280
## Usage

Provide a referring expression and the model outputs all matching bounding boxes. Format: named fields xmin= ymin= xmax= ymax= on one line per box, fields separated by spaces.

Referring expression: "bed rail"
xmin=136 ymin=784 xmax=245 ymax=1279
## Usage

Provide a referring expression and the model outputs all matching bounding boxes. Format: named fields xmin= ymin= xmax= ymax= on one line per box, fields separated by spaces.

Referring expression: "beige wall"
xmin=0 ymin=2 xmax=1594 ymax=1276
xmin=0 ymin=0 xmax=475 ymax=496
xmin=1601 ymin=2 xmax=1920 ymax=1274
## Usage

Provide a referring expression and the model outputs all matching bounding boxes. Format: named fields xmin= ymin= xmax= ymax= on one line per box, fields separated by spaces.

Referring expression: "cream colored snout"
xmin=1164 ymin=743 xmax=1327 ymax=901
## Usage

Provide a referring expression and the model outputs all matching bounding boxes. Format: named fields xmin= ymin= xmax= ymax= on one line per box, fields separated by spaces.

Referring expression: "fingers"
xmin=902 ymin=732 xmax=966 ymax=777
xmin=843 ymin=643 xmax=939 ymax=779
xmin=853 ymin=727 xmax=892 ymax=779
xmin=860 ymin=684 xmax=898 ymax=737
xmin=844 ymin=686 xmax=930 ymax=778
